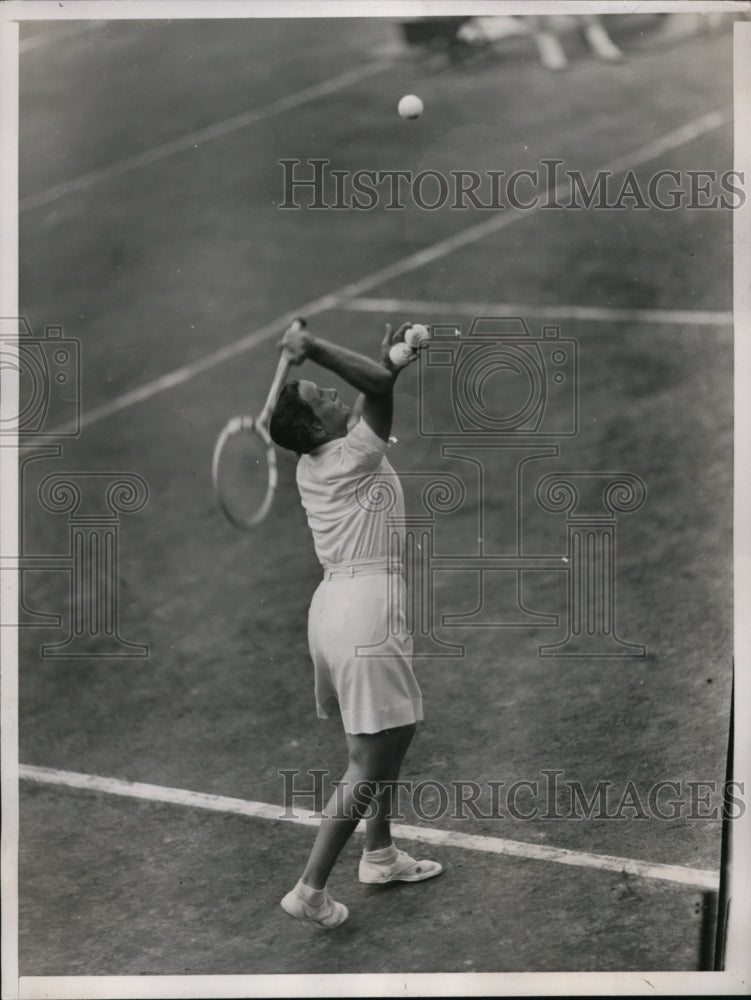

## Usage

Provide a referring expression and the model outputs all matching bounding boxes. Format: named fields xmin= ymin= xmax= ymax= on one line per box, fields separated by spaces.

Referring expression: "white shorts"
xmin=307 ymin=569 xmax=424 ymax=735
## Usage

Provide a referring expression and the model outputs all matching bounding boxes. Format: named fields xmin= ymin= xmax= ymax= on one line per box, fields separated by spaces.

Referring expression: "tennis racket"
xmin=212 ymin=318 xmax=306 ymax=530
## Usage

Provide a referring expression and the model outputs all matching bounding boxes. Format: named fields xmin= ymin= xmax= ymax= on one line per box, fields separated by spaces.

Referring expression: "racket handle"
xmin=258 ymin=317 xmax=307 ymax=426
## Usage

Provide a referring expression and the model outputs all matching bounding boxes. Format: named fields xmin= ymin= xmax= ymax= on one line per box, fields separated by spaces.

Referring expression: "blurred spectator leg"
xmin=526 ymin=15 xmax=569 ymax=71
xmin=581 ymin=15 xmax=625 ymax=62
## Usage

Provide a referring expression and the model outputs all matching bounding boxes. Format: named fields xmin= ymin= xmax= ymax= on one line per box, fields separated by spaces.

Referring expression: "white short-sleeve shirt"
xmin=296 ymin=418 xmax=405 ymax=569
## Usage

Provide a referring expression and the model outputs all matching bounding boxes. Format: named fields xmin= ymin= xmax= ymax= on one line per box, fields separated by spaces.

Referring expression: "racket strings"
xmin=213 ymin=420 xmax=276 ymax=530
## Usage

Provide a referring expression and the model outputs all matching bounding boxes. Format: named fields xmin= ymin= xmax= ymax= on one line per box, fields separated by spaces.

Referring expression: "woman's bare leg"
xmin=299 ymin=725 xmax=414 ymax=889
xmin=363 ymin=723 xmax=416 ymax=851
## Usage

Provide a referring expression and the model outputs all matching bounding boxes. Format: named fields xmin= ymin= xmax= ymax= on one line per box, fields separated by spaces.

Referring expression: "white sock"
xmin=296 ymin=880 xmax=326 ymax=906
xmin=364 ymin=844 xmax=398 ymax=863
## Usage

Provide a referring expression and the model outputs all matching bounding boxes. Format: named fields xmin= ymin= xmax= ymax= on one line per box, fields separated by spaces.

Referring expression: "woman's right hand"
xmin=280 ymin=324 xmax=313 ymax=364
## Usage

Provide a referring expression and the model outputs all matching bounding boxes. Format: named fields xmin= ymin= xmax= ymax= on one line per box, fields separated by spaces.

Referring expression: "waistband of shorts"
xmin=322 ymin=557 xmax=402 ymax=580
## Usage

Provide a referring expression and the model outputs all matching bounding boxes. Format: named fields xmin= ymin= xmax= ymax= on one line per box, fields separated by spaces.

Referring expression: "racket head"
xmin=212 ymin=415 xmax=279 ymax=531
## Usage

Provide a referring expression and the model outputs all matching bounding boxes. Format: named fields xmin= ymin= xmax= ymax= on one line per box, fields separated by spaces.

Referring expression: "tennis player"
xmin=269 ymin=321 xmax=442 ymax=929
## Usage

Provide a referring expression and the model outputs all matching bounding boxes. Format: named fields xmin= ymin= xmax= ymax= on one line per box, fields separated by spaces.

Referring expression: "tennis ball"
xmin=405 ymin=324 xmax=430 ymax=349
xmin=398 ymin=94 xmax=424 ymax=120
xmin=389 ymin=342 xmax=417 ymax=368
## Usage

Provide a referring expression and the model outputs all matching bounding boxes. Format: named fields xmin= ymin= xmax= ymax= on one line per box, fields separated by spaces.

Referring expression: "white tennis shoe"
xmin=359 ymin=847 xmax=443 ymax=884
xmin=280 ymin=887 xmax=348 ymax=929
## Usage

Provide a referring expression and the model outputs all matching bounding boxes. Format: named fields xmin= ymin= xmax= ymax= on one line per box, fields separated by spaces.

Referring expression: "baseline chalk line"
xmin=340 ymin=298 xmax=733 ymax=327
xmin=20 ymin=764 xmax=720 ymax=891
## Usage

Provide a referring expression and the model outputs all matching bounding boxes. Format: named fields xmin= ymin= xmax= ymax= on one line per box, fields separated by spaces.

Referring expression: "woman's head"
xmin=270 ymin=380 xmax=350 ymax=454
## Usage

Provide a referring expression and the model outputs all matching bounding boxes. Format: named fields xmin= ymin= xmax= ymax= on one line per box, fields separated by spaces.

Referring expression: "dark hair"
xmin=269 ymin=381 xmax=322 ymax=455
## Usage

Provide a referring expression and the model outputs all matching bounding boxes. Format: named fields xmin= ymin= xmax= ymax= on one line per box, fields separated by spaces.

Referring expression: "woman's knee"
xmin=346 ymin=730 xmax=404 ymax=781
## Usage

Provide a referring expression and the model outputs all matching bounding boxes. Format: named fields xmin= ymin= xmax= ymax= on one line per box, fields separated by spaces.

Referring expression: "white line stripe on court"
xmin=340 ymin=298 xmax=733 ymax=327
xmin=19 ymin=764 xmax=719 ymax=891
xmin=44 ymin=109 xmax=728 ymax=436
xmin=19 ymin=60 xmax=387 ymax=214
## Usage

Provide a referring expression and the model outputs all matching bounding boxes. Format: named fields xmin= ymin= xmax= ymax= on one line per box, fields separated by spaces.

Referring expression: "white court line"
xmin=19 ymin=764 xmax=719 ymax=891
xmin=19 ymin=60 xmax=387 ymax=214
xmin=43 ymin=109 xmax=728 ymax=436
xmin=340 ymin=298 xmax=733 ymax=327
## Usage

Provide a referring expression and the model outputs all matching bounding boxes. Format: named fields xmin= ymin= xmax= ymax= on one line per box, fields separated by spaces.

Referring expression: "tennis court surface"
xmin=10 ymin=10 xmax=740 ymax=991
